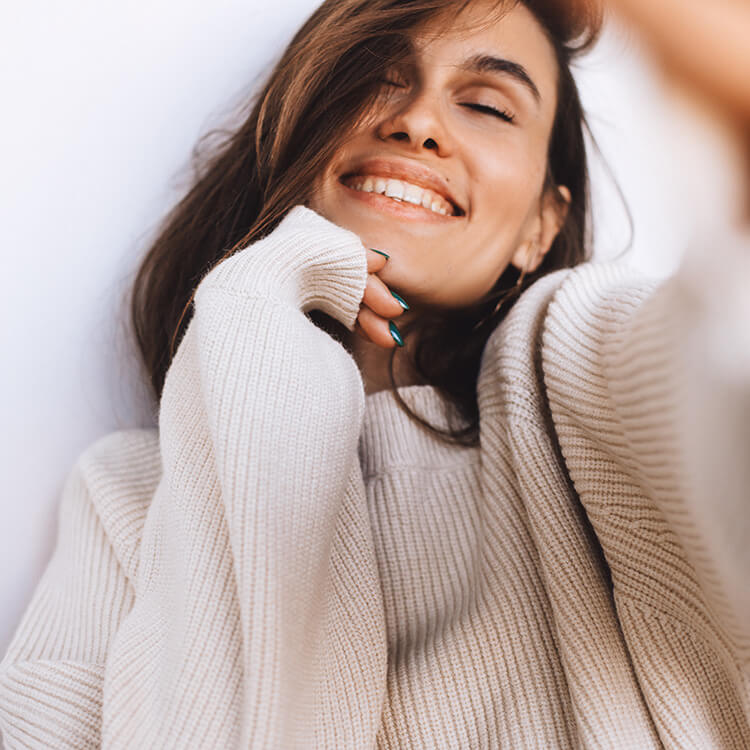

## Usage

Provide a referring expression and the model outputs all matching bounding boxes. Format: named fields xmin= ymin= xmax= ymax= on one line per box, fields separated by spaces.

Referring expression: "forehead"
xmin=412 ymin=2 xmax=559 ymax=107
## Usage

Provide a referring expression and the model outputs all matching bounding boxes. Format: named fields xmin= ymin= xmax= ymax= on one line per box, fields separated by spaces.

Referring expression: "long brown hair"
xmin=130 ymin=0 xmax=603 ymax=444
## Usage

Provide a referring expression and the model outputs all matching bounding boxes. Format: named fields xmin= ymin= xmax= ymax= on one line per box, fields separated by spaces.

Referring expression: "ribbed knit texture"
xmin=1 ymin=206 xmax=748 ymax=748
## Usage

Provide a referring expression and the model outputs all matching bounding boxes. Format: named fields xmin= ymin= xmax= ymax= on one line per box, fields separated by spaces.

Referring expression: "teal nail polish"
xmin=371 ymin=248 xmax=390 ymax=260
xmin=390 ymin=291 xmax=410 ymax=310
xmin=389 ymin=321 xmax=404 ymax=347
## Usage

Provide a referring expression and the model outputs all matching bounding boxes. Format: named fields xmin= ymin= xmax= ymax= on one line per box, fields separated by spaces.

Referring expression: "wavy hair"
xmin=130 ymin=0 xmax=603 ymax=445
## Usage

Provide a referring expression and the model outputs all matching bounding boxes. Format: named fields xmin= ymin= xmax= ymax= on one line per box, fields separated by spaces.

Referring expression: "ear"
xmin=510 ymin=185 xmax=571 ymax=275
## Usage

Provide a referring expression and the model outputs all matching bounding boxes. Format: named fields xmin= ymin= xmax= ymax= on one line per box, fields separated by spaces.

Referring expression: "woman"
xmin=1 ymin=0 xmax=748 ymax=747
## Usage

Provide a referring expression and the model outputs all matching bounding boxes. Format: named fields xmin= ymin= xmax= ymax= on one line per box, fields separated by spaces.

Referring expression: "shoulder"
xmin=482 ymin=259 xmax=654 ymax=362
xmin=73 ymin=428 xmax=161 ymax=488
xmin=478 ymin=260 xmax=659 ymax=425
xmin=541 ymin=261 xmax=659 ymax=403
xmin=478 ymin=267 xmax=571 ymax=428
xmin=545 ymin=260 xmax=658 ymax=336
xmin=481 ymin=267 xmax=571 ymax=373
xmin=63 ymin=428 xmax=161 ymax=580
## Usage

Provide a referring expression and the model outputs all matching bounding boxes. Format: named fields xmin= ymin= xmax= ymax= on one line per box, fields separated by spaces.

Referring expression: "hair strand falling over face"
xmin=129 ymin=0 xmax=603 ymax=444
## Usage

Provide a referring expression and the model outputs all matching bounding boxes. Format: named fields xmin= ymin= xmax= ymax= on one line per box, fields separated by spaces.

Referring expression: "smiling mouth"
xmin=339 ymin=174 xmax=464 ymax=217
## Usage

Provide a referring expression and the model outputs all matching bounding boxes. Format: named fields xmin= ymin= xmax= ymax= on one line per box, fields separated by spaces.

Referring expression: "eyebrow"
xmin=459 ymin=54 xmax=542 ymax=105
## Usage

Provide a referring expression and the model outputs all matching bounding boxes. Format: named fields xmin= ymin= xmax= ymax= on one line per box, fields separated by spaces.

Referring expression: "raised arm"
xmin=1 ymin=206 xmax=390 ymax=749
xmin=550 ymin=0 xmax=750 ymax=674
xmin=541 ymin=235 xmax=750 ymax=744
xmin=104 ymin=205 xmax=389 ymax=748
xmin=543 ymin=234 xmax=750 ymax=631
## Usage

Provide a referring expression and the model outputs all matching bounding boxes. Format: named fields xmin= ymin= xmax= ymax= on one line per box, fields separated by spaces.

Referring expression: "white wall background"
xmin=0 ymin=0 xmax=737 ymax=672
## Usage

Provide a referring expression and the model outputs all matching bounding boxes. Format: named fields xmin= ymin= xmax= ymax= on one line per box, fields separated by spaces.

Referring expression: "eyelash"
xmin=380 ymin=80 xmax=515 ymax=124
xmin=462 ymin=103 xmax=515 ymax=124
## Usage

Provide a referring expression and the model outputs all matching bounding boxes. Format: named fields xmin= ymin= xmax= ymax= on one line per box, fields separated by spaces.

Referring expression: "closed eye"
xmin=462 ymin=102 xmax=515 ymax=123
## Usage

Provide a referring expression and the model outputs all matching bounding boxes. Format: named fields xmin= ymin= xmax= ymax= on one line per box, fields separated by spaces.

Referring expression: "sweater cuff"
xmin=198 ymin=205 xmax=369 ymax=331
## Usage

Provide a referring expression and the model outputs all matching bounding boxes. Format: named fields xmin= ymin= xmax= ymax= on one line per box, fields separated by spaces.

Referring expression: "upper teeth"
xmin=346 ymin=176 xmax=455 ymax=216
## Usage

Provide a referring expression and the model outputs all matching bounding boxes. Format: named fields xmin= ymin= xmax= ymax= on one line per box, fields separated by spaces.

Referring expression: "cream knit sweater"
xmin=1 ymin=206 xmax=748 ymax=749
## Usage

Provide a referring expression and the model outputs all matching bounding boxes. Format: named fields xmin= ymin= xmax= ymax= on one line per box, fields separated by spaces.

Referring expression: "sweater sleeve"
xmin=99 ymin=205 xmax=386 ymax=748
xmin=542 ymin=228 xmax=750 ymax=661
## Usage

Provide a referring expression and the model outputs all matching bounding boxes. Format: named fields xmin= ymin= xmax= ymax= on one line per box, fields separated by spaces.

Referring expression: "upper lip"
xmin=340 ymin=157 xmax=465 ymax=216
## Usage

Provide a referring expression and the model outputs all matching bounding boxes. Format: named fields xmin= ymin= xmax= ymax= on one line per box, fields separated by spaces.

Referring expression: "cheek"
xmin=470 ymin=147 xmax=546 ymax=245
xmin=476 ymin=145 xmax=546 ymax=219
xmin=419 ymin=153 xmax=545 ymax=306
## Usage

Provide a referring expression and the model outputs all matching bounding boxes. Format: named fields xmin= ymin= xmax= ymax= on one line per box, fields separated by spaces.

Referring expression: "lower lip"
xmin=338 ymin=180 xmax=460 ymax=223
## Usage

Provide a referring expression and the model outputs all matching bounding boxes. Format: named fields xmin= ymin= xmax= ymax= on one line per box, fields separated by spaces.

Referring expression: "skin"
xmin=604 ymin=0 xmax=750 ymax=125
xmin=308 ymin=1 xmax=570 ymax=393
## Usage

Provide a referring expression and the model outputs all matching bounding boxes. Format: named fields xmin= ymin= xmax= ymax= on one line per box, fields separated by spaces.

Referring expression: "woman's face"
xmin=309 ymin=0 xmax=569 ymax=310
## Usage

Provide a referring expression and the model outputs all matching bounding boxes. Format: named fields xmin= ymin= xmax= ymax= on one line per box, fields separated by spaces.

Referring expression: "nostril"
xmin=392 ymin=132 xmax=409 ymax=142
xmin=423 ymin=138 xmax=438 ymax=150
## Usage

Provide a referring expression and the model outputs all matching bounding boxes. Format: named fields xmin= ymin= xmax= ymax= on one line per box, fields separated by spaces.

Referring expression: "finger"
xmin=353 ymin=320 xmax=374 ymax=344
xmin=363 ymin=274 xmax=408 ymax=319
xmin=357 ymin=305 xmax=402 ymax=350
xmin=366 ymin=248 xmax=390 ymax=273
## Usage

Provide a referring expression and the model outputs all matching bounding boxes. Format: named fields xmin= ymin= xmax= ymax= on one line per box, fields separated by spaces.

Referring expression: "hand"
xmin=356 ymin=250 xmax=409 ymax=349
xmin=604 ymin=0 xmax=750 ymax=125
xmin=604 ymin=0 xmax=750 ymax=215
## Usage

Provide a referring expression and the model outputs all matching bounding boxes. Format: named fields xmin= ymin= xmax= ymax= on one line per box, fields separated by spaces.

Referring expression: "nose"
xmin=375 ymin=90 xmax=454 ymax=156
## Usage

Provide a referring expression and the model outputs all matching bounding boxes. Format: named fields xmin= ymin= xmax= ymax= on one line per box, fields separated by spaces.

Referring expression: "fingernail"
xmin=371 ymin=248 xmax=390 ymax=260
xmin=390 ymin=291 xmax=410 ymax=310
xmin=389 ymin=321 xmax=404 ymax=347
